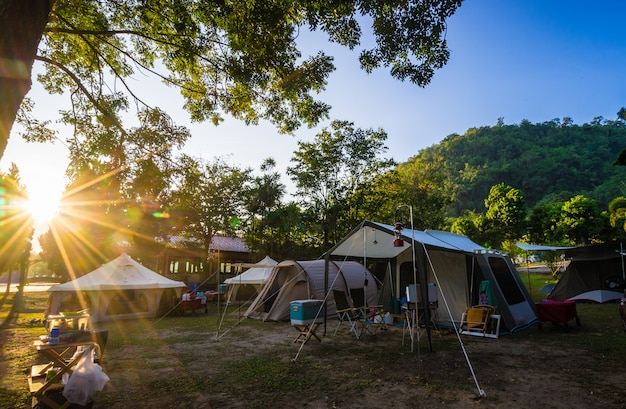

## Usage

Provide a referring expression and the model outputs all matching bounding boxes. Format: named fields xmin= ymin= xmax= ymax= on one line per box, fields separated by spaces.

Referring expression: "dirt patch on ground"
xmin=89 ymin=319 xmax=625 ymax=409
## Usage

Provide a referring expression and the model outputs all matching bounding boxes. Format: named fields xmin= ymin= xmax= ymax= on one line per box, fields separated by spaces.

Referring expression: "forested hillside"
xmin=410 ymin=119 xmax=626 ymax=216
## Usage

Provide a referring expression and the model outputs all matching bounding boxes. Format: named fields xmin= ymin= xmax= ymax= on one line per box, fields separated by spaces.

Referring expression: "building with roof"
xmin=157 ymin=235 xmax=251 ymax=290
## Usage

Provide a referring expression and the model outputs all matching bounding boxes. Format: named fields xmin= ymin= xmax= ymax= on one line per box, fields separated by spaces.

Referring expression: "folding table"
xmin=29 ymin=340 xmax=100 ymax=409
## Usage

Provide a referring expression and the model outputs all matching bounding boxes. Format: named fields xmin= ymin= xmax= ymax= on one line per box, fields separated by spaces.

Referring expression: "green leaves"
xmin=287 ymin=119 xmax=394 ymax=247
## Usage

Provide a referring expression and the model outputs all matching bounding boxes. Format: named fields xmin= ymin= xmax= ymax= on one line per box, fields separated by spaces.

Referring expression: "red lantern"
xmin=393 ymin=238 xmax=404 ymax=247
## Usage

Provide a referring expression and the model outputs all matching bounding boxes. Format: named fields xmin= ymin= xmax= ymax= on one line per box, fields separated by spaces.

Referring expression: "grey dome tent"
xmin=244 ymin=259 xmax=378 ymax=321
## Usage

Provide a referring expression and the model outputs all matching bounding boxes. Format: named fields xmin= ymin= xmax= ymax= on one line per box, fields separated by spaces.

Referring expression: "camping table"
xmin=176 ymin=298 xmax=206 ymax=315
xmin=536 ymin=300 xmax=580 ymax=330
xmin=29 ymin=340 xmax=99 ymax=409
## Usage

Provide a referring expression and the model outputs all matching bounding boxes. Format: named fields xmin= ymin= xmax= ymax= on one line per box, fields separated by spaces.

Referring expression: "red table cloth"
xmin=536 ymin=300 xmax=578 ymax=325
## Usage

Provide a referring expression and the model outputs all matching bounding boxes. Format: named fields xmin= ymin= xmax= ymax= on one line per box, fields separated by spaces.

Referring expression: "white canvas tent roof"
xmin=331 ymin=221 xmax=487 ymax=258
xmin=47 ymin=253 xmax=186 ymax=322
xmin=49 ymin=253 xmax=186 ymax=292
xmin=224 ymin=256 xmax=277 ymax=285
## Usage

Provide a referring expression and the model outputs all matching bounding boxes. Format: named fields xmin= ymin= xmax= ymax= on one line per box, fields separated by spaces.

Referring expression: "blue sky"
xmin=2 ymin=0 xmax=626 ymax=238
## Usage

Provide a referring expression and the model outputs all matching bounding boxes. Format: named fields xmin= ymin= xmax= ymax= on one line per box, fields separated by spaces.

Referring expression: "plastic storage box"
xmin=45 ymin=314 xmax=91 ymax=332
xmin=290 ymin=299 xmax=324 ymax=325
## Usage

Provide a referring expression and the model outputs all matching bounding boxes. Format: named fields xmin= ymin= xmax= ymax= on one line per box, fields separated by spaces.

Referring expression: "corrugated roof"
xmin=209 ymin=235 xmax=249 ymax=253
xmin=163 ymin=235 xmax=249 ymax=253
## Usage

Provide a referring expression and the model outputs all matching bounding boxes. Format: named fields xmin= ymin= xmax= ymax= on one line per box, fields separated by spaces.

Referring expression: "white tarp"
xmin=224 ymin=256 xmax=277 ymax=285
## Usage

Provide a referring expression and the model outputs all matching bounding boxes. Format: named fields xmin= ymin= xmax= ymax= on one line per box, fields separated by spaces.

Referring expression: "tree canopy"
xmin=2 ymin=0 xmax=463 ymax=161
xmin=407 ymin=118 xmax=626 ymax=217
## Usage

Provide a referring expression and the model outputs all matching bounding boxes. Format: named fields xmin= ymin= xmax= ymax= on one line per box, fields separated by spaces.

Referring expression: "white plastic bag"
xmin=63 ymin=347 xmax=110 ymax=406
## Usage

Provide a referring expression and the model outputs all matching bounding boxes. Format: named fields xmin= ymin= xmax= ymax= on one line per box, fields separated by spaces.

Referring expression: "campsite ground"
xmin=2 ymin=275 xmax=626 ymax=409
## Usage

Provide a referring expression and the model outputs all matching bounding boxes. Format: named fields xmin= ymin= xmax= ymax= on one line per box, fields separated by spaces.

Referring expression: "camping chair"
xmin=460 ymin=305 xmax=500 ymax=338
xmin=332 ymin=290 xmax=361 ymax=339
xmin=349 ymin=287 xmax=386 ymax=335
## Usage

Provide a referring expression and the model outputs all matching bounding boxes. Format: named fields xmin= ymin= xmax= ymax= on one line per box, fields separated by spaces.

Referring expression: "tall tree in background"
xmin=0 ymin=166 xmax=34 ymax=329
xmin=168 ymin=156 xmax=251 ymax=259
xmin=288 ymin=120 xmax=394 ymax=248
xmin=557 ymin=195 xmax=604 ymax=245
xmin=387 ymin=151 xmax=454 ymax=229
xmin=526 ymin=202 xmax=564 ymax=245
xmin=3 ymin=0 xmax=463 ymax=162
xmin=483 ymin=183 xmax=527 ymax=250
xmin=242 ymin=158 xmax=303 ymax=259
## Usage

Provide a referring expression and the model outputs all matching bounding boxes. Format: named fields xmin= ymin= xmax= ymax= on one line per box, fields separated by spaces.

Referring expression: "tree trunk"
xmin=0 ymin=0 xmax=54 ymax=160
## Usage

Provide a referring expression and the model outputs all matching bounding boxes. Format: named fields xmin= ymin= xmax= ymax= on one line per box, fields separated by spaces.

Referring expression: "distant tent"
xmin=548 ymin=241 xmax=626 ymax=303
xmin=329 ymin=220 xmax=537 ymax=333
xmin=244 ymin=259 xmax=378 ymax=322
xmin=224 ymin=256 xmax=277 ymax=302
xmin=47 ymin=253 xmax=186 ymax=322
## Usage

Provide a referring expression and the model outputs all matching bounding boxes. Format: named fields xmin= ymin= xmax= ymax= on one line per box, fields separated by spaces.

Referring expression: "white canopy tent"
xmin=47 ymin=253 xmax=186 ymax=322
xmin=224 ymin=256 xmax=277 ymax=302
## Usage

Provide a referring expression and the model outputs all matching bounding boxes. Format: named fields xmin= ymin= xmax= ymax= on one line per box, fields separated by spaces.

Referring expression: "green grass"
xmin=2 ymin=275 xmax=626 ymax=408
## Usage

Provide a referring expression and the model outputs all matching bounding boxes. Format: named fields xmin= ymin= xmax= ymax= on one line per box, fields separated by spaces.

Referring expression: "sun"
xmin=24 ymin=190 xmax=60 ymax=226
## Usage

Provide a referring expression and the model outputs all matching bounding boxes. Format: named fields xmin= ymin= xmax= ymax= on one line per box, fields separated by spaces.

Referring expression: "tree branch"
xmin=34 ymin=55 xmax=128 ymax=138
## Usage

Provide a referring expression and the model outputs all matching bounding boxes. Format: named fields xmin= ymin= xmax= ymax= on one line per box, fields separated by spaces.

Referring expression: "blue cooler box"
xmin=290 ymin=299 xmax=324 ymax=325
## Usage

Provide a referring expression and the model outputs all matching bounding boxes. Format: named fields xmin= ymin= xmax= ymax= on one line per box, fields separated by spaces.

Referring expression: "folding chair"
xmin=349 ymin=288 xmax=386 ymax=335
xmin=332 ymin=290 xmax=361 ymax=339
xmin=460 ymin=305 xmax=500 ymax=338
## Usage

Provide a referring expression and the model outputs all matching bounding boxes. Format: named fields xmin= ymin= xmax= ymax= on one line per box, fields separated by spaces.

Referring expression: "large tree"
xmin=0 ymin=166 xmax=34 ymax=330
xmin=2 ymin=0 xmax=463 ymax=161
xmin=483 ymin=183 xmax=527 ymax=249
xmin=168 ymin=155 xmax=251 ymax=258
xmin=288 ymin=119 xmax=395 ymax=248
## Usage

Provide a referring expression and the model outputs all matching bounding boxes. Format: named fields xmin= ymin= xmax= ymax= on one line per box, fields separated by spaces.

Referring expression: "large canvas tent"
xmin=548 ymin=241 xmax=626 ymax=303
xmin=223 ymin=256 xmax=277 ymax=302
xmin=47 ymin=253 xmax=186 ymax=322
xmin=328 ymin=220 xmax=537 ymax=334
xmin=244 ymin=259 xmax=378 ymax=321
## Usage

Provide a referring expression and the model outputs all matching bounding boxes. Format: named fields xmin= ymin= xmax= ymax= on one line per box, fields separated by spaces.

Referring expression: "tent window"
xmin=488 ymin=257 xmax=525 ymax=305
xmin=59 ymin=292 xmax=89 ymax=312
xmin=107 ymin=290 xmax=149 ymax=315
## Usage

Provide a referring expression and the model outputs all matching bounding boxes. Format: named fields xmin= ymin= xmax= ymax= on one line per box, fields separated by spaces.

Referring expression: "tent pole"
xmin=324 ymin=253 xmax=329 ymax=336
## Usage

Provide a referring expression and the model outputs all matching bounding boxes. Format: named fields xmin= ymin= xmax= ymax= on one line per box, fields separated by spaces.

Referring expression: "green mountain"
xmin=410 ymin=119 xmax=626 ymax=216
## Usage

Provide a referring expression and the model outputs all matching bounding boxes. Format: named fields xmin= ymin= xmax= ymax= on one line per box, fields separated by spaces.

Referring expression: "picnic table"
xmin=535 ymin=300 xmax=580 ymax=330
xmin=176 ymin=297 xmax=207 ymax=315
